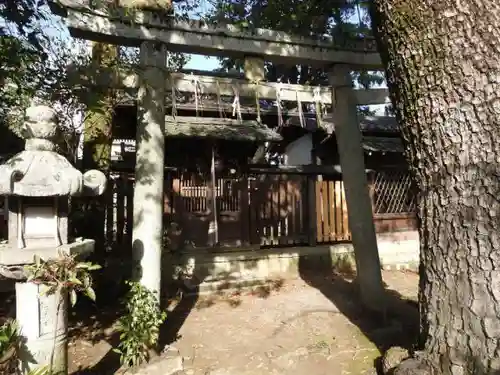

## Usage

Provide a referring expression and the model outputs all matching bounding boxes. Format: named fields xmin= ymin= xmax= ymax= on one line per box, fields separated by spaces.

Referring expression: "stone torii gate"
xmin=49 ymin=0 xmax=387 ymax=311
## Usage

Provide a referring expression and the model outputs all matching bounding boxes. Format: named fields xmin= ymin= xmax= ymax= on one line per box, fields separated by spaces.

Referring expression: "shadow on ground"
xmin=298 ymin=251 xmax=419 ymax=373
xmin=68 ymin=286 xmax=125 ymax=375
xmin=159 ymin=273 xmax=285 ymax=346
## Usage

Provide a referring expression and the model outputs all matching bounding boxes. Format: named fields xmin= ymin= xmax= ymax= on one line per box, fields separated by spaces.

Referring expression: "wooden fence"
xmin=248 ymin=174 xmax=309 ymax=246
xmin=76 ymin=168 xmax=416 ymax=252
xmin=163 ymin=172 xmax=311 ymax=248
xmin=370 ymin=169 xmax=417 ymax=233
xmin=315 ymin=178 xmax=350 ymax=243
xmin=108 ymin=173 xmax=134 ymax=250
xmin=371 ymin=169 xmax=416 ymax=214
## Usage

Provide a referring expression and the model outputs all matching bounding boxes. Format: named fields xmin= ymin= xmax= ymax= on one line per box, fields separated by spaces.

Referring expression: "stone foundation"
xmin=164 ymin=231 xmax=419 ymax=294
xmin=0 ymin=232 xmax=419 ymax=296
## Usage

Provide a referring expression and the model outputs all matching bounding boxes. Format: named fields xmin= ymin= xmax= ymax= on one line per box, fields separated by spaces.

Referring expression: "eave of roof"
xmin=164 ymin=116 xmax=282 ymax=142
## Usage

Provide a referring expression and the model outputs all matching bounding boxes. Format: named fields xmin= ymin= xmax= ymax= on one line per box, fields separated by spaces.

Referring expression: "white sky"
xmin=185 ymin=54 xmax=219 ymax=70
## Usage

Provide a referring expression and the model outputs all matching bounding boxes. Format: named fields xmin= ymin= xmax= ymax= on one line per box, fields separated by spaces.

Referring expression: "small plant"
xmin=24 ymin=252 xmax=101 ymax=306
xmin=0 ymin=319 xmax=19 ymax=354
xmin=24 ymin=253 xmax=101 ymax=374
xmin=114 ymin=281 xmax=167 ymax=368
xmin=0 ymin=320 xmax=51 ymax=375
xmin=0 ymin=319 xmax=20 ymax=373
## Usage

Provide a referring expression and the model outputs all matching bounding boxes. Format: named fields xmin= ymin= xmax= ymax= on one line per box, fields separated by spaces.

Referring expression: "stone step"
xmin=185 ymin=275 xmax=280 ymax=296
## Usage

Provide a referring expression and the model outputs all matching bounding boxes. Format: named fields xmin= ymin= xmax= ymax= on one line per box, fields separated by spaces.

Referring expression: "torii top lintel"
xmin=49 ymin=0 xmax=382 ymax=68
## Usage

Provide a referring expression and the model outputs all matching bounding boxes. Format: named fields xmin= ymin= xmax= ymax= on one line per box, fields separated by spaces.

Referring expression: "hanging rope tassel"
xmin=313 ymin=86 xmax=323 ymax=130
xmin=232 ymin=84 xmax=242 ymax=122
xmin=276 ymin=82 xmax=284 ymax=130
xmin=190 ymin=72 xmax=202 ymax=117
xmin=254 ymin=80 xmax=262 ymax=123
xmin=296 ymin=88 xmax=305 ymax=129
xmin=170 ymin=75 xmax=178 ymax=118
xmin=216 ymin=80 xmax=225 ymax=119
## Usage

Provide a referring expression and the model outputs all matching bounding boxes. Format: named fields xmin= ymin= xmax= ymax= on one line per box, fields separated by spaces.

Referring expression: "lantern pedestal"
xmin=16 ymin=282 xmax=68 ymax=375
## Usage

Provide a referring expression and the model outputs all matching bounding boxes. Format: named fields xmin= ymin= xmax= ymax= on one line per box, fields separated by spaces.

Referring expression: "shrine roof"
xmin=164 ymin=116 xmax=282 ymax=142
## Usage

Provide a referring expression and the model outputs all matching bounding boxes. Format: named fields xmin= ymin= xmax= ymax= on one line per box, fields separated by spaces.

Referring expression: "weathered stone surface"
xmin=329 ymin=65 xmax=386 ymax=311
xmin=392 ymin=358 xmax=433 ymax=375
xmin=131 ymin=42 xmax=167 ymax=295
xmin=16 ymin=282 xmax=68 ymax=375
xmin=117 ymin=0 xmax=172 ymax=11
xmin=0 ymin=104 xmax=108 ymax=375
xmin=82 ymin=170 xmax=107 ymax=196
xmin=382 ymin=346 xmax=409 ymax=374
xmin=53 ymin=2 xmax=381 ymax=66
xmin=24 ymin=105 xmax=58 ymax=141
xmin=0 ymin=238 xmax=96 ymax=267
xmin=131 ymin=352 xmax=183 ymax=375
xmin=0 ymin=104 xmax=107 ymax=197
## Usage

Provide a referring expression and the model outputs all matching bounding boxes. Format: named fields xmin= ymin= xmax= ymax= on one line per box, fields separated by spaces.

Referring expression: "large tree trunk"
xmin=82 ymin=42 xmax=118 ymax=265
xmin=83 ymin=42 xmax=117 ymax=171
xmin=371 ymin=1 xmax=500 ymax=374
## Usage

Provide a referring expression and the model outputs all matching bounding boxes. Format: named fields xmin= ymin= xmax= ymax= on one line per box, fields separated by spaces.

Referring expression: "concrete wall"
xmin=374 ymin=213 xmax=417 ymax=233
xmin=165 ymin=230 xmax=419 ymax=293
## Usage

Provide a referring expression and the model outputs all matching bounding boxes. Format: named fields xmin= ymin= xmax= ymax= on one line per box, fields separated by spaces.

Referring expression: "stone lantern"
xmin=0 ymin=104 xmax=107 ymax=374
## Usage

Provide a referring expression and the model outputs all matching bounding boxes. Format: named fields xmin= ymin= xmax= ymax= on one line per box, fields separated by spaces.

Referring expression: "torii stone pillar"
xmin=132 ymin=42 xmax=167 ymax=296
xmin=329 ymin=65 xmax=386 ymax=311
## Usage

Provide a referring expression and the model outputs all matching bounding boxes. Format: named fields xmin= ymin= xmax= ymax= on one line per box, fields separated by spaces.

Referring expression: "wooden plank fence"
xmin=315 ymin=179 xmax=351 ymax=243
xmin=92 ymin=168 xmax=415 ymax=253
xmin=249 ymin=174 xmax=309 ymax=246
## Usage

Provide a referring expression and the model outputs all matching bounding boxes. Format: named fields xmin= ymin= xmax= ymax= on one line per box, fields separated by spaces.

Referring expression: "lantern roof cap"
xmin=0 ymin=104 xmax=106 ymax=197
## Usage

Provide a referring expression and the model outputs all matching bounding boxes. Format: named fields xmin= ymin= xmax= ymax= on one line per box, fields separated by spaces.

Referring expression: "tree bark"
xmin=371 ymin=1 xmax=500 ymax=374
xmin=83 ymin=42 xmax=118 ymax=171
xmin=82 ymin=42 xmax=118 ymax=265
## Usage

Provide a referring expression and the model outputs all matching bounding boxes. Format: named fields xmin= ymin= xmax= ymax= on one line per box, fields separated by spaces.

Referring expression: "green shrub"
xmin=0 ymin=319 xmax=19 ymax=354
xmin=0 ymin=319 xmax=20 ymax=373
xmin=114 ymin=281 xmax=167 ymax=368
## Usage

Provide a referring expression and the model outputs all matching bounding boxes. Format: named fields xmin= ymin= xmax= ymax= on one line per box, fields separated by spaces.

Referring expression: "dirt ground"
xmin=65 ymin=269 xmax=419 ymax=375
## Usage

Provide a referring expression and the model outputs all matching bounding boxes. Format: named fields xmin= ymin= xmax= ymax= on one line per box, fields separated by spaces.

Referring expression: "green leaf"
xmin=68 ymin=277 xmax=82 ymax=285
xmin=70 ymin=289 xmax=77 ymax=307
xmin=85 ymin=287 xmax=96 ymax=301
xmin=75 ymin=262 xmax=90 ymax=269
